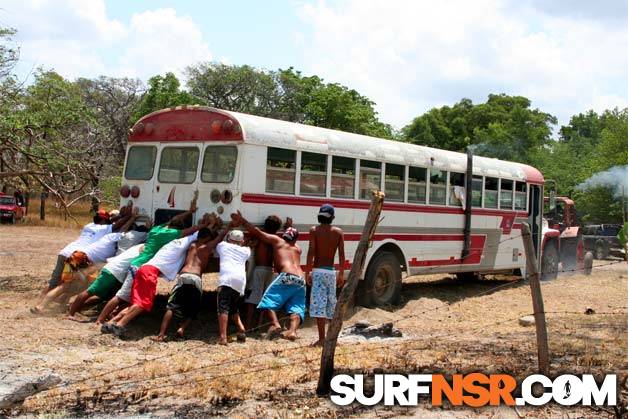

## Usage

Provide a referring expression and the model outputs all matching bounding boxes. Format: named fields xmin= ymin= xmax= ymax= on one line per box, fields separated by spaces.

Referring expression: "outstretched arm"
xmin=180 ymin=211 xmax=212 ymax=238
xmin=111 ymin=203 xmax=134 ymax=232
xmin=117 ymin=207 xmax=139 ymax=233
xmin=169 ymin=191 xmax=199 ymax=230
xmin=231 ymin=211 xmax=282 ymax=246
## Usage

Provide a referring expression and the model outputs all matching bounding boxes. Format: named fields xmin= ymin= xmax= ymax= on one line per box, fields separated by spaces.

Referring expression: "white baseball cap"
xmin=227 ymin=230 xmax=244 ymax=243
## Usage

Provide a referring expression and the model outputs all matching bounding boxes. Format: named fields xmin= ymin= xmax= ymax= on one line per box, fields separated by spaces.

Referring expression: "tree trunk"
xmin=39 ymin=192 xmax=46 ymax=221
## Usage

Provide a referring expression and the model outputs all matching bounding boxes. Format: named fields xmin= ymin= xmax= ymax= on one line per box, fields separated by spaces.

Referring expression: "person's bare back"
xmin=180 ymin=241 xmax=213 ymax=276
xmin=272 ymin=241 xmax=303 ymax=277
xmin=255 ymin=242 xmax=273 ymax=267
xmin=310 ymin=225 xmax=343 ymax=268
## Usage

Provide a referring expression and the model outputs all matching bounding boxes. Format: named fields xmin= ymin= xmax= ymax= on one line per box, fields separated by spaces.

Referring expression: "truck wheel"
xmin=358 ymin=252 xmax=402 ymax=307
xmin=594 ymin=242 xmax=608 ymax=260
xmin=541 ymin=242 xmax=559 ymax=281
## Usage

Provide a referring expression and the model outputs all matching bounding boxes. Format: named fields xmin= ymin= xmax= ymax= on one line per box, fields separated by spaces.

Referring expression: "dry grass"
xmin=0 ymin=225 xmax=626 ymax=417
xmin=21 ymin=198 xmax=100 ymax=228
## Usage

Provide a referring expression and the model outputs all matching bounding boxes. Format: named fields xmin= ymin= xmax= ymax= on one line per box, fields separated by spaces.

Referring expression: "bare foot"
xmin=64 ymin=314 xmax=78 ymax=321
xmin=310 ymin=339 xmax=323 ymax=347
xmin=176 ymin=328 xmax=185 ymax=339
xmin=218 ymin=338 xmax=228 ymax=346
xmin=151 ymin=335 xmax=166 ymax=343
xmin=284 ymin=331 xmax=298 ymax=341
xmin=267 ymin=326 xmax=282 ymax=340
xmin=30 ymin=306 xmax=43 ymax=315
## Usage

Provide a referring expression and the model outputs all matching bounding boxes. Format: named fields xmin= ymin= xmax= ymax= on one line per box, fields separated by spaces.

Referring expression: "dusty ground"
xmin=0 ymin=225 xmax=626 ymax=418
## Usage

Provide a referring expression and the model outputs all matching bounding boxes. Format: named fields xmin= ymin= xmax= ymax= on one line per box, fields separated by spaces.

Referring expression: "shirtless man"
xmin=244 ymin=215 xmax=282 ymax=330
xmin=154 ymin=218 xmax=222 ymax=341
xmin=305 ymin=204 xmax=346 ymax=346
xmin=231 ymin=210 xmax=304 ymax=340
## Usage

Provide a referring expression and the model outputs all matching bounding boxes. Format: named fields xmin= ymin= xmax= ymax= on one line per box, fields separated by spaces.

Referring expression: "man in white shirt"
xmin=102 ymin=214 xmax=215 ymax=338
xmin=215 ymin=229 xmax=251 ymax=345
xmin=37 ymin=204 xmax=133 ymax=300
xmin=32 ymin=209 xmax=138 ymax=313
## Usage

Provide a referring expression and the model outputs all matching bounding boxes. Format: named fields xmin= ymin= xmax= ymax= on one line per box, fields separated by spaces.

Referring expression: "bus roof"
xmin=129 ymin=106 xmax=544 ymax=184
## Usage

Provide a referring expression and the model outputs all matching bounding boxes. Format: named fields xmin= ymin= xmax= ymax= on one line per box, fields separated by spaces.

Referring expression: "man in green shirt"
xmin=95 ymin=193 xmax=209 ymax=324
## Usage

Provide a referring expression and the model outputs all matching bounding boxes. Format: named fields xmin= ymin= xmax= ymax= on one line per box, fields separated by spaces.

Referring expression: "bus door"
xmin=195 ymin=143 xmax=240 ymax=219
xmin=152 ymin=144 xmax=201 ymax=227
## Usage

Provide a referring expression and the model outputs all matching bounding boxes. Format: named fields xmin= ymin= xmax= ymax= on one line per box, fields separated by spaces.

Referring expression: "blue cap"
xmin=318 ymin=203 xmax=335 ymax=218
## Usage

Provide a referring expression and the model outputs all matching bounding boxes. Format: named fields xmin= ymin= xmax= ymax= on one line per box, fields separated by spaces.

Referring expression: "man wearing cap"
xmin=231 ymin=210 xmax=305 ymax=341
xmin=306 ymin=204 xmax=346 ymax=346
xmin=215 ymin=226 xmax=251 ymax=345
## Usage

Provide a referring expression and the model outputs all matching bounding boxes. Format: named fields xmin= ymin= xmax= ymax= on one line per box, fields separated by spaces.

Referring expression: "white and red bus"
xmin=120 ymin=106 xmax=547 ymax=306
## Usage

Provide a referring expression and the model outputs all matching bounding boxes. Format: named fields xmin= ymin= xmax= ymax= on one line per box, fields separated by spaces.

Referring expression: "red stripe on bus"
xmin=241 ymin=193 xmax=527 ymax=217
xmin=298 ymin=233 xmax=483 ymax=242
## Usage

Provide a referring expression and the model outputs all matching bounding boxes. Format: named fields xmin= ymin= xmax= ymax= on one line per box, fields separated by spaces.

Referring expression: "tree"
xmin=132 ymin=72 xmax=194 ymax=121
xmin=403 ymin=94 xmax=556 ymax=162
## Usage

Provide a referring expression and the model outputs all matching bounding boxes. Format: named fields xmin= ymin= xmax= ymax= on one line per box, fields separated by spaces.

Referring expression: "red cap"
xmin=97 ymin=209 xmax=110 ymax=221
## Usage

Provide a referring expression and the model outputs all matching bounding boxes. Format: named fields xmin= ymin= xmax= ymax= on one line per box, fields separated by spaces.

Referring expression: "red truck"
xmin=0 ymin=193 xmax=25 ymax=224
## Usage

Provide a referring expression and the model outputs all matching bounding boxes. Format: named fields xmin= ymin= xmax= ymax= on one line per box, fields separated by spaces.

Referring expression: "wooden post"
xmin=521 ymin=222 xmax=550 ymax=375
xmin=317 ymin=190 xmax=385 ymax=395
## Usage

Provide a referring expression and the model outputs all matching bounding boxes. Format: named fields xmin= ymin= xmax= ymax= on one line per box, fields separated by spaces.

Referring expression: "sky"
xmin=1 ymin=0 xmax=628 ymax=130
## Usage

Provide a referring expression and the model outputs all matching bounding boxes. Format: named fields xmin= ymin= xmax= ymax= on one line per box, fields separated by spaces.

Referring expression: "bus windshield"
xmin=0 ymin=196 xmax=15 ymax=205
xmin=201 ymin=146 xmax=238 ymax=183
xmin=125 ymin=146 xmax=157 ymax=180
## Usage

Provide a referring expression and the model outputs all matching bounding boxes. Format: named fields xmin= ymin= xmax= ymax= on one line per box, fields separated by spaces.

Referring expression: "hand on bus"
xmin=189 ymin=190 xmax=199 ymax=213
xmin=230 ymin=211 xmax=244 ymax=226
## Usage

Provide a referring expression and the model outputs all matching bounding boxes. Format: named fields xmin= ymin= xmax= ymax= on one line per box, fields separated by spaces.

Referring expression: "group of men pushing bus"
xmin=31 ymin=194 xmax=345 ymax=346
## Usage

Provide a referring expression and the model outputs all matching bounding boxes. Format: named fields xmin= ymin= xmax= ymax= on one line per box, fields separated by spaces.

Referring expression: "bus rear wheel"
xmin=358 ymin=252 xmax=402 ymax=307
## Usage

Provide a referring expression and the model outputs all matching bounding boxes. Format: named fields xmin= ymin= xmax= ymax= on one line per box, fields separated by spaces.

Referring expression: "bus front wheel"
xmin=359 ymin=252 xmax=402 ymax=307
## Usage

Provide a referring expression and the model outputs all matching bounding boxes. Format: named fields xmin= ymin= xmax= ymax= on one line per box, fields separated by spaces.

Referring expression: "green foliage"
xmin=100 ymin=175 xmax=122 ymax=207
xmin=132 ymin=72 xmax=194 ymax=121
xmin=184 ymin=64 xmax=392 ymax=138
xmin=402 ymin=94 xmax=556 ymax=162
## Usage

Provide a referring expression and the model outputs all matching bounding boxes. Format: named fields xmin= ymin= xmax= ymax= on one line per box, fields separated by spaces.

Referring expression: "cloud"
xmin=2 ymin=0 xmax=211 ymax=81
xmin=297 ymin=0 xmax=628 ymax=128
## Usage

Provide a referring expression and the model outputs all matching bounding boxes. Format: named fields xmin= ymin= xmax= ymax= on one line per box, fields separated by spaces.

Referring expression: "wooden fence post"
xmin=521 ymin=222 xmax=550 ymax=375
xmin=317 ymin=190 xmax=385 ymax=395
xmin=40 ymin=191 xmax=46 ymax=221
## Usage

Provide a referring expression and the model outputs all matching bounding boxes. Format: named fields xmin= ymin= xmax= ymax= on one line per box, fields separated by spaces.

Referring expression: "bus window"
xmin=331 ymin=156 xmax=355 ymax=198
xmin=471 ymin=176 xmax=483 ymax=207
xmin=429 ymin=169 xmax=446 ymax=205
xmin=385 ymin=163 xmax=405 ymax=202
xmin=515 ymin=181 xmax=527 ymax=210
xmin=266 ymin=147 xmax=296 ymax=194
xmin=485 ymin=177 xmax=498 ymax=208
xmin=408 ymin=166 xmax=427 ymax=204
xmin=500 ymin=179 xmax=513 ymax=210
xmin=201 ymin=146 xmax=237 ymax=183
xmin=448 ymin=172 xmax=465 ymax=206
xmin=125 ymin=146 xmax=157 ymax=180
xmin=158 ymin=147 xmax=199 ymax=184
xmin=359 ymin=160 xmax=381 ymax=199
xmin=300 ymin=152 xmax=327 ymax=197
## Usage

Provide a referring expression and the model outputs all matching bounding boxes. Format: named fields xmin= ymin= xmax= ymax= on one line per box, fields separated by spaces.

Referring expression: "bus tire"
xmin=583 ymin=251 xmax=593 ymax=276
xmin=594 ymin=241 xmax=608 ymax=260
xmin=541 ymin=242 xmax=559 ymax=281
xmin=359 ymin=252 xmax=402 ymax=307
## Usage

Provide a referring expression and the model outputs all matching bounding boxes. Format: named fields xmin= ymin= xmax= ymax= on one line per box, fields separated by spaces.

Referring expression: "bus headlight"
xmin=210 ymin=189 xmax=221 ymax=204
xmin=120 ymin=185 xmax=131 ymax=198
xmin=221 ymin=190 xmax=233 ymax=204
xmin=131 ymin=186 xmax=140 ymax=198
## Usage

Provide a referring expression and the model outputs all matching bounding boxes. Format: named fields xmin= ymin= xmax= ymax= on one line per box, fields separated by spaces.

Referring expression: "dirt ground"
xmin=0 ymin=225 xmax=626 ymax=418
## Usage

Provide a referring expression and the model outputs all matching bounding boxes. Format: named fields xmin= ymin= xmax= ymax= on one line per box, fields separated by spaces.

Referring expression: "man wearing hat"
xmin=306 ymin=204 xmax=345 ymax=346
xmin=215 ymin=226 xmax=251 ymax=345
xmin=231 ymin=210 xmax=305 ymax=341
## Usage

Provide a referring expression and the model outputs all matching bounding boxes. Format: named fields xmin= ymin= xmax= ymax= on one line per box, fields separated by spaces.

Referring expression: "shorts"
xmin=245 ymin=266 xmax=274 ymax=305
xmin=87 ymin=268 xmax=121 ymax=299
xmin=167 ymin=273 xmax=202 ymax=320
xmin=309 ymin=268 xmax=337 ymax=319
xmin=48 ymin=255 xmax=66 ymax=288
xmin=130 ymin=264 xmax=161 ymax=312
xmin=258 ymin=272 xmax=306 ymax=321
xmin=217 ymin=286 xmax=241 ymax=315
xmin=115 ymin=266 xmax=139 ymax=302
